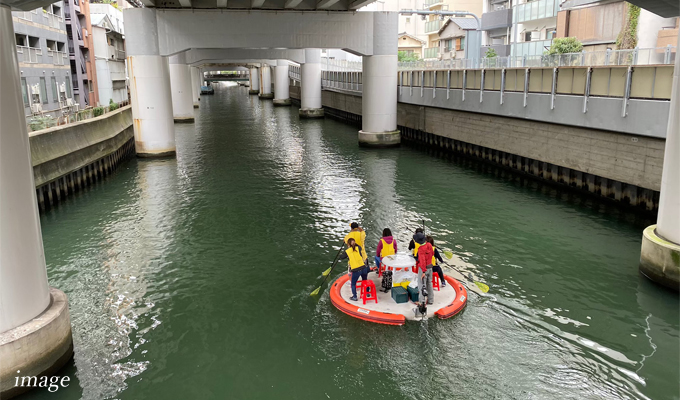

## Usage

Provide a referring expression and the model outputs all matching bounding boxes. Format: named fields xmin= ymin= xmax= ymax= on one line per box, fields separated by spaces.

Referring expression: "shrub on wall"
xmin=29 ymin=115 xmax=56 ymax=131
xmin=546 ymin=37 xmax=583 ymax=55
xmin=616 ymin=3 xmax=640 ymax=50
xmin=108 ymin=99 xmax=119 ymax=111
xmin=93 ymin=107 xmax=105 ymax=117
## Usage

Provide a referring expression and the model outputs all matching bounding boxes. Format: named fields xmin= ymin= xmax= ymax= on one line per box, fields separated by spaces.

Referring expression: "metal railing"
xmin=424 ymin=19 xmax=442 ymax=33
xmin=423 ymin=47 xmax=440 ymax=59
xmin=398 ymin=46 xmax=677 ymax=70
xmin=320 ymin=57 xmax=362 ymax=71
xmin=45 ymin=12 xmax=64 ymax=29
xmin=47 ymin=50 xmax=68 ymax=65
xmin=16 ymin=46 xmax=42 ymax=63
xmin=513 ymin=0 xmax=560 ymax=23
xmin=423 ymin=0 xmax=443 ymax=7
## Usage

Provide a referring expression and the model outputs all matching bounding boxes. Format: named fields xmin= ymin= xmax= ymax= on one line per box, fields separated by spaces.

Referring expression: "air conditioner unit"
xmin=530 ymin=31 xmax=540 ymax=41
xmin=30 ymin=83 xmax=41 ymax=95
xmin=30 ymin=103 xmax=43 ymax=114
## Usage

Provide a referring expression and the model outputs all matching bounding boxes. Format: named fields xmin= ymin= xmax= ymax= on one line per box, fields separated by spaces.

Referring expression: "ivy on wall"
xmin=616 ymin=3 xmax=640 ymax=50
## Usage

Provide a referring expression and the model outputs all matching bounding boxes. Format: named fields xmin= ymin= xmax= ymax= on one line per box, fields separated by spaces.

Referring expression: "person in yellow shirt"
xmin=338 ymin=238 xmax=369 ymax=301
xmin=344 ymin=222 xmax=366 ymax=249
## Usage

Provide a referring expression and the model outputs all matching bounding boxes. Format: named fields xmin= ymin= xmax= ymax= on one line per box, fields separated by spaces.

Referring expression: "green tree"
xmin=546 ymin=37 xmax=583 ymax=55
xmin=398 ymin=51 xmax=420 ymax=62
xmin=485 ymin=48 xmax=498 ymax=58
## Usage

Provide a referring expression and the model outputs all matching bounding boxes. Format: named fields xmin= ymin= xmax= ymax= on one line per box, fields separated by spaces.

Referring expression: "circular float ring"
xmin=329 ymin=274 xmax=406 ymax=326
xmin=434 ymin=276 xmax=468 ymax=319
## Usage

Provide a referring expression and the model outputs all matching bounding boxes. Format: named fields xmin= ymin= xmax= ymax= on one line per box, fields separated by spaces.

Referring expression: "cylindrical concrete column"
xmin=124 ymin=8 xmax=175 ymax=157
xmin=190 ymin=66 xmax=201 ymax=108
xmin=300 ymin=49 xmax=324 ymax=118
xmin=249 ymin=67 xmax=260 ymax=95
xmin=259 ymin=64 xmax=273 ymax=99
xmin=640 ymin=28 xmax=680 ymax=291
xmin=274 ymin=60 xmax=291 ymax=106
xmin=169 ymin=53 xmax=195 ymax=123
xmin=0 ymin=6 xmax=73 ymax=397
xmin=359 ymin=13 xmax=400 ymax=147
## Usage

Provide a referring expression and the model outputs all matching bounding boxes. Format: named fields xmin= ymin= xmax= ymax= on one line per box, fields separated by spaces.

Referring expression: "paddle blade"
xmin=321 ymin=267 xmax=332 ymax=277
xmin=474 ymin=281 xmax=490 ymax=293
xmin=443 ymin=251 xmax=454 ymax=260
xmin=310 ymin=286 xmax=321 ymax=296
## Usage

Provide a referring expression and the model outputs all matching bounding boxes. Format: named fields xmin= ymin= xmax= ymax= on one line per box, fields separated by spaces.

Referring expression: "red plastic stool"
xmin=432 ymin=273 xmax=441 ymax=291
xmin=360 ymin=280 xmax=378 ymax=304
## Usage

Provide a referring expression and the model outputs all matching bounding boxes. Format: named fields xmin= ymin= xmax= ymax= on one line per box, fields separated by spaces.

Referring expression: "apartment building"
xmin=90 ymin=3 xmax=127 ymax=104
xmin=558 ymin=0 xmax=678 ymax=62
xmin=63 ymin=0 xmax=99 ymax=108
xmin=13 ymin=2 xmax=75 ymax=117
xmin=480 ymin=0 xmax=560 ymax=58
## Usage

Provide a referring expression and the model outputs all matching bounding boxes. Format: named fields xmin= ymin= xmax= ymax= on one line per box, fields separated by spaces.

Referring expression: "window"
xmin=546 ymin=30 xmax=556 ymax=40
xmin=21 ymin=78 xmax=29 ymax=106
xmin=65 ymin=78 xmax=72 ymax=98
xmin=15 ymin=34 xmax=27 ymax=47
xmin=460 ymin=37 xmax=465 ymax=51
xmin=51 ymin=76 xmax=58 ymax=100
xmin=524 ymin=31 xmax=533 ymax=42
xmin=88 ymin=80 xmax=93 ymax=92
xmin=40 ymin=77 xmax=48 ymax=104
xmin=405 ymin=17 xmax=410 ymax=23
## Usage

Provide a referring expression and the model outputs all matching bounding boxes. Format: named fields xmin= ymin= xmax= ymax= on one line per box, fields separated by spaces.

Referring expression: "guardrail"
xmin=317 ymin=47 xmax=676 ymax=72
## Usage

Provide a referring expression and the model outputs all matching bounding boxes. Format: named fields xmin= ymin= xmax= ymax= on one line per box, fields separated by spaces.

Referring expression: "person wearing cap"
xmin=408 ymin=227 xmax=426 ymax=257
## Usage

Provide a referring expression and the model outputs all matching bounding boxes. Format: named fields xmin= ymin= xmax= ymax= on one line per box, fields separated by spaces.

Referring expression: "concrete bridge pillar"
xmin=190 ymin=66 xmax=201 ymax=108
xmin=0 ymin=6 xmax=73 ymax=397
xmin=249 ymin=67 xmax=260 ymax=95
xmin=124 ymin=8 xmax=176 ymax=157
xmin=259 ymin=64 xmax=273 ymax=99
xmin=359 ymin=13 xmax=400 ymax=147
xmin=169 ymin=53 xmax=195 ymax=123
xmin=640 ymin=28 xmax=680 ymax=291
xmin=274 ymin=60 xmax=291 ymax=106
xmin=300 ymin=49 xmax=324 ymax=118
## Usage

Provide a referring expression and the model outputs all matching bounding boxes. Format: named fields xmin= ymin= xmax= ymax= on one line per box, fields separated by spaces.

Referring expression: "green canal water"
xmin=28 ymin=83 xmax=678 ymax=400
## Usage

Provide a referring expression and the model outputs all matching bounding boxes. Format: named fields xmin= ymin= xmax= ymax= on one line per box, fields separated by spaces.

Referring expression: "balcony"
xmin=423 ymin=0 xmax=443 ymax=8
xmin=481 ymin=8 xmax=512 ymax=31
xmin=423 ymin=47 xmax=439 ymax=59
xmin=16 ymin=46 xmax=42 ymax=63
xmin=45 ymin=12 xmax=63 ymax=29
xmin=424 ymin=19 xmax=443 ymax=34
xmin=47 ymin=50 xmax=68 ymax=65
xmin=110 ymin=70 xmax=126 ymax=81
xmin=513 ymin=0 xmax=560 ymax=24
xmin=511 ymin=39 xmax=552 ymax=57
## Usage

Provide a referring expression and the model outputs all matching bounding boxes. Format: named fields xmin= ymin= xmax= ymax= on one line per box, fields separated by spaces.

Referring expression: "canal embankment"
xmin=29 ymin=105 xmax=135 ymax=212
xmin=290 ymin=85 xmax=664 ymax=212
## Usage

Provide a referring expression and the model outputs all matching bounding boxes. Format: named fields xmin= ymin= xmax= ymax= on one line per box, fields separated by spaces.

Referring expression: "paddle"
xmin=441 ymin=258 xmax=490 ymax=293
xmin=322 ymin=240 xmax=346 ymax=277
xmin=311 ymin=241 xmax=346 ymax=296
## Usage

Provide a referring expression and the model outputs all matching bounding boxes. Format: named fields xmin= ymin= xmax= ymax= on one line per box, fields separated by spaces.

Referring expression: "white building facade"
xmin=91 ymin=4 xmax=127 ymax=105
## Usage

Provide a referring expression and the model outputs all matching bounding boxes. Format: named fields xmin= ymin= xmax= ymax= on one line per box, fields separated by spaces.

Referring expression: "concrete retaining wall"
xmin=29 ymin=105 xmax=135 ymax=211
xmin=291 ymin=86 xmax=663 ymax=211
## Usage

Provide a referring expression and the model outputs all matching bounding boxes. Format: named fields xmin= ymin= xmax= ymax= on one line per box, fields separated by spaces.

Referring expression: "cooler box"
xmin=391 ymin=287 xmax=408 ymax=304
xmin=407 ymin=285 xmax=419 ymax=302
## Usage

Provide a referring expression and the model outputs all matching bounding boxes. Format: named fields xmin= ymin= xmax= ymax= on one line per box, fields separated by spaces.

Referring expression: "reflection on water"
xmin=35 ymin=84 xmax=678 ymax=400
